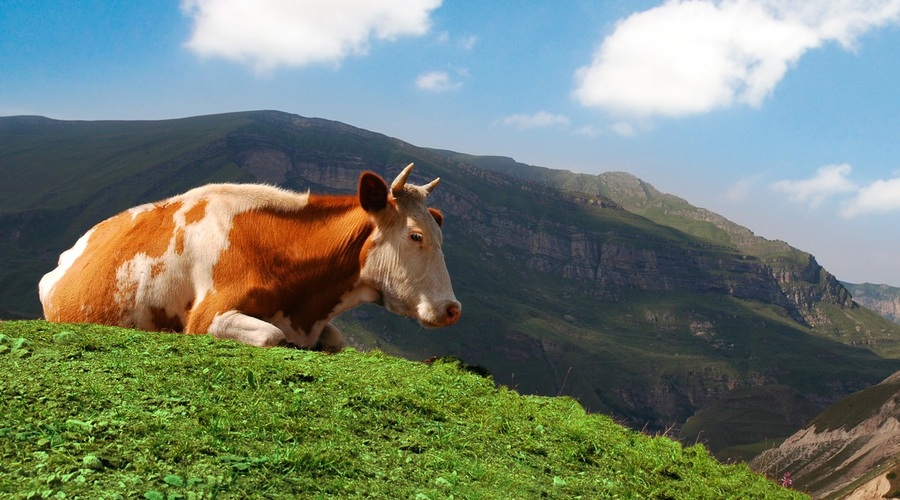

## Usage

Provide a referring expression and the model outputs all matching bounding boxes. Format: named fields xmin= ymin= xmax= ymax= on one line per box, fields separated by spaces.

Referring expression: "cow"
xmin=39 ymin=163 xmax=461 ymax=351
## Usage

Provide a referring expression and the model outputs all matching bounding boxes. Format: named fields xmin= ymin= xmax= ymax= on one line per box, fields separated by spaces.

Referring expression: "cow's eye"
xmin=410 ymin=232 xmax=423 ymax=243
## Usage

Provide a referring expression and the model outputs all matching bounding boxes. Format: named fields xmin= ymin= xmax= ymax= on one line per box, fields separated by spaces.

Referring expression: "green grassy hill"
xmin=3 ymin=110 xmax=900 ymax=461
xmin=0 ymin=320 xmax=802 ymax=499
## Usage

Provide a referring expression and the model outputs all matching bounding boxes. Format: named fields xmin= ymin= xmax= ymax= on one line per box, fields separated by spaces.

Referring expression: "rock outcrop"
xmin=751 ymin=371 xmax=900 ymax=498
xmin=844 ymin=282 xmax=900 ymax=324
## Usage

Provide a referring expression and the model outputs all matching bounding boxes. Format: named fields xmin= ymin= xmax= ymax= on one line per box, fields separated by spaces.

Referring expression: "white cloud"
xmin=459 ymin=34 xmax=478 ymax=50
xmin=415 ymin=71 xmax=464 ymax=92
xmin=722 ymin=175 xmax=762 ymax=203
xmin=841 ymin=177 xmax=900 ymax=217
xmin=573 ymin=0 xmax=900 ymax=118
xmin=610 ymin=122 xmax=636 ymax=137
xmin=772 ymin=163 xmax=857 ymax=207
xmin=774 ymin=164 xmax=900 ymax=218
xmin=500 ymin=111 xmax=570 ymax=130
xmin=181 ymin=0 xmax=442 ymax=74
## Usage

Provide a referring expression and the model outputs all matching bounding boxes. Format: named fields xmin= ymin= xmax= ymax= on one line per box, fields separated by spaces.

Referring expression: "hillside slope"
xmin=751 ymin=370 xmax=900 ymax=499
xmin=843 ymin=282 xmax=900 ymax=324
xmin=0 ymin=321 xmax=802 ymax=499
xmin=3 ymin=111 xmax=900 ymax=459
xmin=430 ymin=150 xmax=897 ymax=356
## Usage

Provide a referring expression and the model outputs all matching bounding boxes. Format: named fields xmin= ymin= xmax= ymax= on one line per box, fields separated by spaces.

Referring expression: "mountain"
xmin=750 ymin=370 xmax=900 ymax=499
xmin=428 ymin=151 xmax=894 ymax=344
xmin=3 ymin=110 xmax=900 ymax=461
xmin=842 ymin=282 xmax=900 ymax=324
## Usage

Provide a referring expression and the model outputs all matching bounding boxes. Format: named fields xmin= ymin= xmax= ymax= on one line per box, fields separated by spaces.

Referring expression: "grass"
xmin=0 ymin=321 xmax=803 ymax=499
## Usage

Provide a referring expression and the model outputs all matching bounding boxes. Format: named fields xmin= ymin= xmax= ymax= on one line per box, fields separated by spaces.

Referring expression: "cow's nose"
xmin=445 ymin=301 xmax=461 ymax=325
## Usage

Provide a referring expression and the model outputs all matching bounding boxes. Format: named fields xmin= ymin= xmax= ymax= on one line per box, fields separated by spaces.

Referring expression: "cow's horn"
xmin=423 ymin=177 xmax=440 ymax=194
xmin=391 ymin=163 xmax=415 ymax=196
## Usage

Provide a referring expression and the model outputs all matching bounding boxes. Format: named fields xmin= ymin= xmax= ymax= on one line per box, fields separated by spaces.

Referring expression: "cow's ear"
xmin=429 ymin=208 xmax=444 ymax=227
xmin=359 ymin=172 xmax=389 ymax=213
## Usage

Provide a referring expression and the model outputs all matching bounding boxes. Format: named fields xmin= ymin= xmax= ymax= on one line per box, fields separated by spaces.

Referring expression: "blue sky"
xmin=3 ymin=0 xmax=900 ymax=285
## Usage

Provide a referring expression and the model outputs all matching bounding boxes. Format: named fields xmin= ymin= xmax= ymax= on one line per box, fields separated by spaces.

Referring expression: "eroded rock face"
xmin=844 ymin=283 xmax=900 ymax=324
xmin=750 ymin=371 xmax=900 ymax=498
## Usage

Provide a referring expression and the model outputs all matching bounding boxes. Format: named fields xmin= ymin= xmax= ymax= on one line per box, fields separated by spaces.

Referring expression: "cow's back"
xmin=39 ymin=183 xmax=310 ymax=331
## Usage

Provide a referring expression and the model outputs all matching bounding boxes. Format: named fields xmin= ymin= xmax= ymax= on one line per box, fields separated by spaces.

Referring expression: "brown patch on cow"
xmin=151 ymin=307 xmax=184 ymax=332
xmin=174 ymin=229 xmax=185 ymax=255
xmin=45 ymin=201 xmax=183 ymax=326
xmin=187 ymin=194 xmax=374 ymax=335
xmin=150 ymin=261 xmax=166 ymax=278
xmin=184 ymin=200 xmax=207 ymax=224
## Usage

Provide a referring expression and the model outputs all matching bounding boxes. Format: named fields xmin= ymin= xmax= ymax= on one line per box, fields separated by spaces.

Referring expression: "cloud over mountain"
xmin=500 ymin=111 xmax=570 ymax=130
xmin=181 ymin=0 xmax=441 ymax=73
xmin=772 ymin=164 xmax=857 ymax=208
xmin=773 ymin=164 xmax=900 ymax=218
xmin=573 ymin=0 xmax=900 ymax=118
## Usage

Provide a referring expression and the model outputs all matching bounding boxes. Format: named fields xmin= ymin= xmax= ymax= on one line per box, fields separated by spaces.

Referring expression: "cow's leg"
xmin=316 ymin=322 xmax=345 ymax=353
xmin=206 ymin=310 xmax=286 ymax=347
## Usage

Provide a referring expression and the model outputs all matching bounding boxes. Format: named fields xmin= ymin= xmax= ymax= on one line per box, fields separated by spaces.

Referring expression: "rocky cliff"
xmin=843 ymin=282 xmax=900 ymax=325
xmin=751 ymin=370 xmax=900 ymax=498
xmin=434 ymin=151 xmax=871 ymax=343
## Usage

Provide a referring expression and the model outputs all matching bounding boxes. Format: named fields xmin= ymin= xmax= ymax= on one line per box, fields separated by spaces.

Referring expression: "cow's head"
xmin=358 ymin=163 xmax=461 ymax=328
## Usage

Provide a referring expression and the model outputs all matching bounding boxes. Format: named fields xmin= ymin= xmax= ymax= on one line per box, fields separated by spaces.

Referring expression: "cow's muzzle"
xmin=420 ymin=299 xmax=461 ymax=328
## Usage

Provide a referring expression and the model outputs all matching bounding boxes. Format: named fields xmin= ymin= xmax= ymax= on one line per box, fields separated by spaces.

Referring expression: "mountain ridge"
xmin=427 ymin=150 xmax=873 ymax=337
xmin=3 ymin=110 xmax=899 ymax=461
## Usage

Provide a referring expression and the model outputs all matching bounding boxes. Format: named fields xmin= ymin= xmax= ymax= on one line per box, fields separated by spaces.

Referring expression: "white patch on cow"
xmin=266 ymin=310 xmax=308 ymax=346
xmin=39 ymin=227 xmax=96 ymax=313
xmin=110 ymin=184 xmax=312 ymax=328
xmin=209 ymin=310 xmax=286 ymax=347
xmin=179 ymin=183 xmax=310 ymax=214
xmin=113 ymin=252 xmax=156 ymax=328
xmin=333 ymin=283 xmax=381 ymax=316
xmin=113 ymin=200 xmax=212 ymax=328
xmin=128 ymin=202 xmax=157 ymax=219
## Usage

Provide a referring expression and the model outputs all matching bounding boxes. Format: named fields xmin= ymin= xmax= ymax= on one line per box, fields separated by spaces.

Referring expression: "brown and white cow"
xmin=39 ymin=163 xmax=461 ymax=351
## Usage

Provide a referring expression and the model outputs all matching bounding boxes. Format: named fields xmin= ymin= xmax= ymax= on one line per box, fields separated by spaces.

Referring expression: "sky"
xmin=2 ymin=0 xmax=900 ymax=285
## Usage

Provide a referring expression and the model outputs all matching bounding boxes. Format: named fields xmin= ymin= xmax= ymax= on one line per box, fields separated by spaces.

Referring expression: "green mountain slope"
xmin=429 ymin=150 xmax=898 ymax=357
xmin=2 ymin=111 xmax=899 ymax=460
xmin=0 ymin=321 xmax=801 ymax=499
